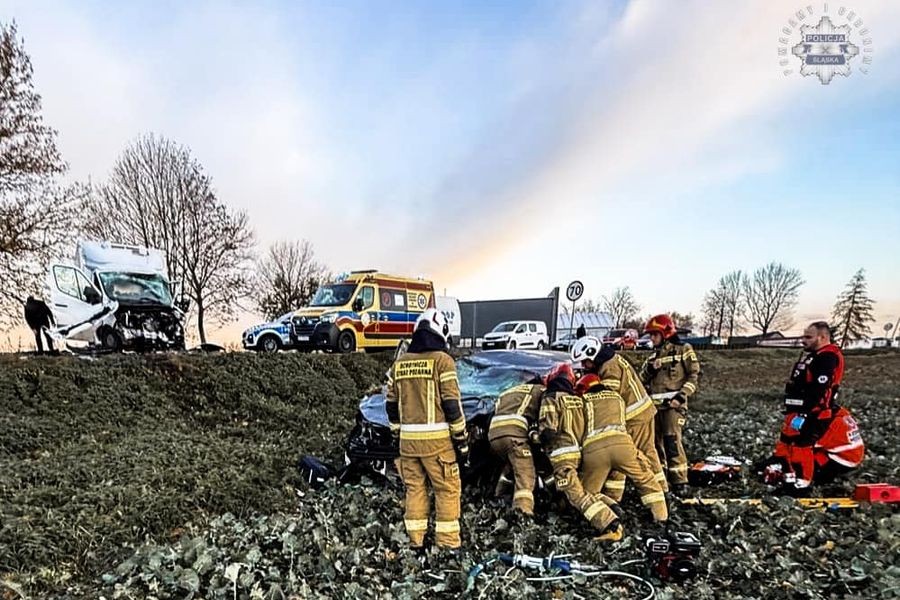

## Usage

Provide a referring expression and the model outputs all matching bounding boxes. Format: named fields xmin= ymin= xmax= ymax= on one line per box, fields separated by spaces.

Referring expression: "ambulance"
xmin=290 ymin=271 xmax=435 ymax=353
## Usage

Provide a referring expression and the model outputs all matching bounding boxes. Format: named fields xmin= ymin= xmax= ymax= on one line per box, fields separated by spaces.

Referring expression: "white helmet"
xmin=415 ymin=308 xmax=450 ymax=341
xmin=571 ymin=336 xmax=602 ymax=364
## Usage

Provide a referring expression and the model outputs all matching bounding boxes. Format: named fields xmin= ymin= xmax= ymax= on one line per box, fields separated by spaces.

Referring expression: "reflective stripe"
xmin=682 ymin=350 xmax=697 ymax=362
xmin=435 ymin=520 xmax=460 ymax=533
xmin=682 ymin=382 xmax=696 ymax=394
xmin=439 ymin=371 xmax=458 ymax=383
xmin=583 ymin=429 xmax=628 ymax=447
xmin=668 ymin=464 xmax=688 ymax=473
xmin=550 ymin=445 xmax=581 ymax=457
xmin=603 ymin=479 xmax=626 ymax=490
xmin=489 ymin=414 xmax=529 ymax=430
xmin=654 ymin=471 xmax=667 ymax=482
xmin=448 ymin=418 xmax=466 ymax=435
xmin=426 ymin=381 xmax=435 ymax=424
xmin=583 ymin=500 xmax=607 ymax=521
xmin=550 ymin=451 xmax=581 ymax=464
xmin=514 ymin=490 xmax=534 ymax=500
xmin=404 ymin=519 xmax=428 ymax=532
xmin=625 ymin=395 xmax=653 ymax=418
xmin=641 ymin=492 xmax=666 ymax=505
xmin=604 ymin=378 xmax=622 ymax=389
xmin=651 ymin=391 xmax=679 ymax=405
xmin=401 ymin=423 xmax=450 ymax=432
xmin=827 ymin=454 xmax=860 ymax=467
xmin=820 ymin=441 xmax=863 ymax=453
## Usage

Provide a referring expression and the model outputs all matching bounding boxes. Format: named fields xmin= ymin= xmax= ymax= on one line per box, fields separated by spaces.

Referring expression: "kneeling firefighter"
xmin=537 ymin=363 xmax=623 ymax=541
xmin=489 ymin=379 xmax=545 ymax=515
xmin=764 ymin=322 xmax=864 ymax=492
xmin=640 ymin=314 xmax=700 ymax=496
xmin=576 ymin=374 xmax=668 ymax=528
xmin=387 ymin=308 xmax=468 ymax=549
xmin=571 ymin=336 xmax=665 ymax=500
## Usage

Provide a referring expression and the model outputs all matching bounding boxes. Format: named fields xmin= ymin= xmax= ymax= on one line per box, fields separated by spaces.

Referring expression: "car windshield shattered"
xmin=357 ymin=350 xmax=569 ymax=427
xmin=310 ymin=284 xmax=357 ymax=307
xmin=98 ymin=272 xmax=172 ymax=305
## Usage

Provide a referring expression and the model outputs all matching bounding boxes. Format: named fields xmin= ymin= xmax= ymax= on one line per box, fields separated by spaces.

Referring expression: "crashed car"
xmin=344 ymin=350 xmax=570 ymax=483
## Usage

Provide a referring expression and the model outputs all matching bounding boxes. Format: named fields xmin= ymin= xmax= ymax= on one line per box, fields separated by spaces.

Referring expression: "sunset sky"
xmin=2 ymin=0 xmax=898 ymax=346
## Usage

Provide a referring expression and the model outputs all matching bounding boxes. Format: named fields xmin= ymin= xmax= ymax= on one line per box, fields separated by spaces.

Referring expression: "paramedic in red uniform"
xmin=763 ymin=322 xmax=864 ymax=494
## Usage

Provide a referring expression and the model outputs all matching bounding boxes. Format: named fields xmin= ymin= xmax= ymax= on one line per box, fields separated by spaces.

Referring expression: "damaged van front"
xmin=46 ymin=241 xmax=186 ymax=352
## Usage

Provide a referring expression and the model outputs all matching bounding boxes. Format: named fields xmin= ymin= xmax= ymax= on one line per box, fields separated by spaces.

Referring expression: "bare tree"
xmin=603 ymin=287 xmax=640 ymax=328
xmin=0 ymin=21 xmax=78 ymax=320
xmin=701 ymin=284 xmax=726 ymax=337
xmin=719 ymin=270 xmax=745 ymax=337
xmin=742 ymin=262 xmax=804 ymax=337
xmin=84 ymin=134 xmax=255 ymax=342
xmin=256 ymin=240 xmax=329 ymax=320
xmin=831 ymin=268 xmax=876 ymax=348
xmin=668 ymin=311 xmax=695 ymax=332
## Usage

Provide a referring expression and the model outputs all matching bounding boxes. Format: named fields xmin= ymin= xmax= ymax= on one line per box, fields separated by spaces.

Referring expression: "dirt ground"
xmin=1 ymin=349 xmax=898 ymax=599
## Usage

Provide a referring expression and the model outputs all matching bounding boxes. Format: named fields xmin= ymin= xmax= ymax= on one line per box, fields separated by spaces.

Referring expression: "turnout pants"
xmin=399 ymin=447 xmax=462 ymax=548
xmin=490 ymin=436 xmax=536 ymax=515
xmin=583 ymin=440 xmax=668 ymax=522
xmin=603 ymin=417 xmax=667 ymax=500
xmin=548 ymin=445 xmax=618 ymax=532
xmin=655 ymin=407 xmax=688 ymax=485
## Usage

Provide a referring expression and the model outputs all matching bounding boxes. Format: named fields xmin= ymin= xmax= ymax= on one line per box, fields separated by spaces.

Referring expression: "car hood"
xmin=243 ymin=320 xmax=288 ymax=336
xmin=358 ymin=349 xmax=571 ymax=427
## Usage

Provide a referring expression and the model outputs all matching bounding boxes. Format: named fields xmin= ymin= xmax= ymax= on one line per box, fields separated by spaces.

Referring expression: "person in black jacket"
xmin=24 ymin=296 xmax=56 ymax=355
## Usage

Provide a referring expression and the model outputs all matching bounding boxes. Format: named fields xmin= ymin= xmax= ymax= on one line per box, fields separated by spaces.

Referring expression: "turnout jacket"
xmin=387 ymin=349 xmax=467 ymax=457
xmin=538 ymin=385 xmax=585 ymax=464
xmin=640 ymin=337 xmax=700 ymax=406
xmin=595 ymin=352 xmax=655 ymax=422
xmin=783 ymin=343 xmax=844 ymax=418
xmin=488 ymin=383 xmax=545 ymax=442
xmin=580 ymin=385 xmax=630 ymax=450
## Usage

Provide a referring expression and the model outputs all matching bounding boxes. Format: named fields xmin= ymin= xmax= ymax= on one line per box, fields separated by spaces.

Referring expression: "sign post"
xmin=565 ymin=280 xmax=584 ymax=340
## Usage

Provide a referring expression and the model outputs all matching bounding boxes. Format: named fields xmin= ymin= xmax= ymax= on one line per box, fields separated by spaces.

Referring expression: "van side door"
xmin=46 ymin=264 xmax=106 ymax=340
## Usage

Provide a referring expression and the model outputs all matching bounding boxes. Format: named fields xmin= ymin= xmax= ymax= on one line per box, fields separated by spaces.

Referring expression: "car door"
xmin=47 ymin=264 xmax=105 ymax=340
xmin=354 ymin=285 xmax=377 ymax=338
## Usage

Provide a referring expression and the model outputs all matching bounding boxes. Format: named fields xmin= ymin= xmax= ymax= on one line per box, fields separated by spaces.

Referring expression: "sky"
xmin=2 ymin=0 xmax=899 ymax=345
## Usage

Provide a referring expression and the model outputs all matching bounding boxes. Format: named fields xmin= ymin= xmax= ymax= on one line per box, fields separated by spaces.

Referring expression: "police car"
xmin=242 ymin=312 xmax=294 ymax=352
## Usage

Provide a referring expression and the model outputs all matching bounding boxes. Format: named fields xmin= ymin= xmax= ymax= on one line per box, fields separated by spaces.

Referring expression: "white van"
xmin=481 ymin=320 xmax=549 ymax=350
xmin=435 ymin=296 xmax=462 ymax=347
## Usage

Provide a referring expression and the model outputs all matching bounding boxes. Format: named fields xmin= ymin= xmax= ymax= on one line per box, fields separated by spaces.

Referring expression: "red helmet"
xmin=575 ymin=373 xmax=602 ymax=395
xmin=544 ymin=362 xmax=576 ymax=387
xmin=644 ymin=314 xmax=677 ymax=338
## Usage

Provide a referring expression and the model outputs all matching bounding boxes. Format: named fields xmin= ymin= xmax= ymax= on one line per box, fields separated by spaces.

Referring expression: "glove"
xmin=668 ymin=393 xmax=687 ymax=409
xmin=789 ymin=414 xmax=806 ymax=432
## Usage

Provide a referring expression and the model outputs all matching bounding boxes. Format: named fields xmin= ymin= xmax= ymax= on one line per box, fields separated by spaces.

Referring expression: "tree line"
xmin=0 ymin=22 xmax=327 ymax=341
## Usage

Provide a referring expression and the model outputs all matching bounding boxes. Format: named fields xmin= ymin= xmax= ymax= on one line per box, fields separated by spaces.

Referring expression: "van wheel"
xmin=99 ymin=327 xmax=123 ymax=352
xmin=537 ymin=340 xmax=545 ymax=350
xmin=507 ymin=340 xmax=517 ymax=350
xmin=337 ymin=330 xmax=356 ymax=353
xmin=259 ymin=334 xmax=281 ymax=353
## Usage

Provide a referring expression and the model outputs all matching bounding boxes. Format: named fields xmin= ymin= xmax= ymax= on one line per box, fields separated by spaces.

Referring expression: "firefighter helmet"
xmin=570 ymin=336 xmax=602 ymax=364
xmin=644 ymin=314 xmax=677 ymax=338
xmin=544 ymin=362 xmax=576 ymax=387
xmin=575 ymin=373 xmax=602 ymax=395
xmin=415 ymin=308 xmax=450 ymax=341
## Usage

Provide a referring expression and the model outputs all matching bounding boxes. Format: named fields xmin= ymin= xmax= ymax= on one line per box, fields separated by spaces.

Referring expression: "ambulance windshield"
xmin=310 ymin=283 xmax=358 ymax=307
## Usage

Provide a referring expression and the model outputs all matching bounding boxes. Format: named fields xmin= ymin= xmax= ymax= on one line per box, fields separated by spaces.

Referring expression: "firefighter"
xmin=762 ymin=322 xmax=864 ymax=493
xmin=489 ymin=378 xmax=545 ymax=515
xmin=575 ymin=374 xmax=668 ymax=526
xmin=24 ymin=296 xmax=56 ymax=355
xmin=386 ymin=308 xmax=468 ymax=549
xmin=639 ymin=314 xmax=700 ymax=496
xmin=571 ymin=336 xmax=665 ymax=500
xmin=537 ymin=363 xmax=623 ymax=541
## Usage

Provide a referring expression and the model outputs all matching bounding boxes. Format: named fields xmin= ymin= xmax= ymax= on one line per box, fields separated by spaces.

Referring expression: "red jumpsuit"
xmin=773 ymin=344 xmax=864 ymax=487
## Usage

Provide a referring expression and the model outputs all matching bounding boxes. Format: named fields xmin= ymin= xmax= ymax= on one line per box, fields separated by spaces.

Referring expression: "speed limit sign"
xmin=566 ymin=280 xmax=584 ymax=302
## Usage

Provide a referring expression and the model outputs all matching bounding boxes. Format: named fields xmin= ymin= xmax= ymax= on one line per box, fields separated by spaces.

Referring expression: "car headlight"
xmin=319 ymin=313 xmax=337 ymax=323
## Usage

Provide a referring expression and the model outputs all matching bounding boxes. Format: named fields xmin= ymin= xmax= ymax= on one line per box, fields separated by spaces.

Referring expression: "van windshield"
xmin=310 ymin=283 xmax=358 ymax=307
xmin=98 ymin=272 xmax=172 ymax=305
xmin=492 ymin=323 xmax=518 ymax=333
